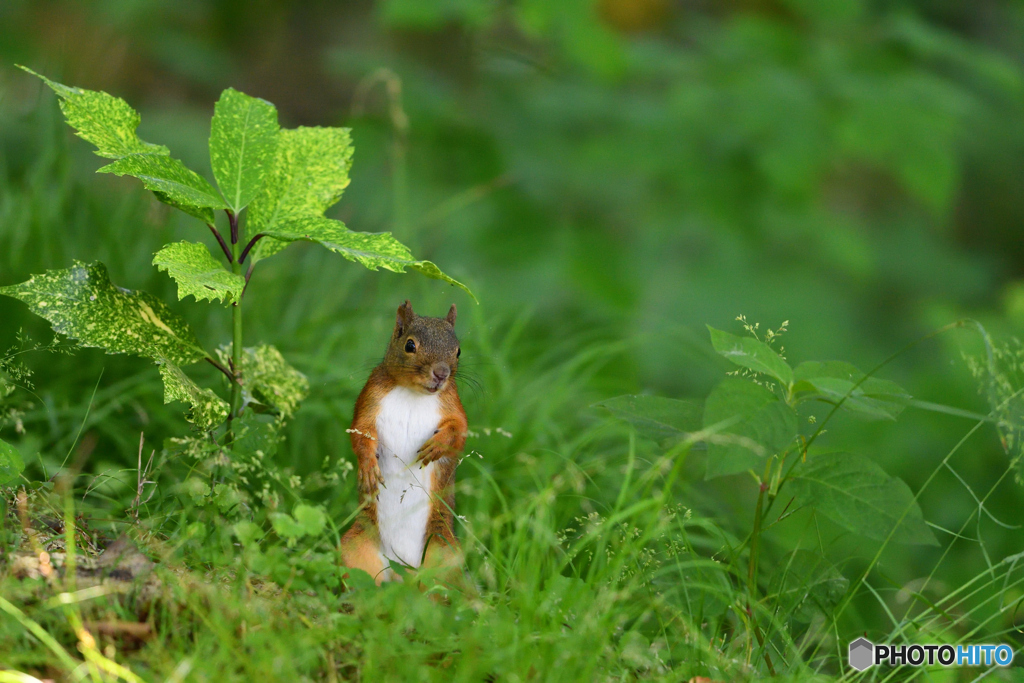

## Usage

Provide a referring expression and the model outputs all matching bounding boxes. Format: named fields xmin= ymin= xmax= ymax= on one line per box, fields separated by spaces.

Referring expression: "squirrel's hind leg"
xmin=339 ymin=516 xmax=388 ymax=586
xmin=421 ymin=535 xmax=474 ymax=597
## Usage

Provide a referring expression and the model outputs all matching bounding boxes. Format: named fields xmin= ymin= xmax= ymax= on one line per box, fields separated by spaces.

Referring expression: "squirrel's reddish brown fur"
xmin=339 ymin=300 xmax=468 ymax=587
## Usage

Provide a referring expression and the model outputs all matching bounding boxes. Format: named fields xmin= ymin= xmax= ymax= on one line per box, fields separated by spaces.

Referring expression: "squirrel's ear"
xmin=395 ymin=300 xmax=414 ymax=336
xmin=446 ymin=304 xmax=457 ymax=328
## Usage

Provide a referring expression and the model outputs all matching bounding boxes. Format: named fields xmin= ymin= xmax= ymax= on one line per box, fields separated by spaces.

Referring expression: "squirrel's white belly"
xmin=375 ymin=386 xmax=441 ymax=578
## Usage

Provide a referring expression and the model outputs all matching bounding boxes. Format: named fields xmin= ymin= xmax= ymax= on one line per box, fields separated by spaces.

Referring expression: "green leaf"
xmin=792 ymin=361 xmax=911 ymax=420
xmin=98 ymin=155 xmax=225 ymax=216
xmin=703 ymin=378 xmax=798 ymax=479
xmin=21 ymin=66 xmax=224 ymax=221
xmin=259 ymin=216 xmax=475 ymax=299
xmin=292 ymin=504 xmax=326 ymax=537
xmin=708 ymin=326 xmax=793 ymax=386
xmin=153 ymin=241 xmax=245 ymax=305
xmin=212 ymin=483 xmax=243 ymax=514
xmin=247 ymin=126 xmax=354 ymax=260
xmin=787 ymin=452 xmax=938 ymax=545
xmin=242 ymin=125 xmax=475 ymax=298
xmin=270 ymin=505 xmax=325 ymax=541
xmin=209 ymin=89 xmax=279 ymax=212
xmin=182 ymin=478 xmax=211 ymax=506
xmin=157 ymin=360 xmax=230 ymax=431
xmin=769 ymin=550 xmax=849 ymax=623
xmin=0 ymin=439 xmax=25 ymax=487
xmin=232 ymin=412 xmax=281 ymax=460
xmin=236 ymin=345 xmax=308 ymax=420
xmin=595 ymin=394 xmax=703 ymax=445
xmin=19 ymin=66 xmax=166 ymax=159
xmin=233 ymin=520 xmax=264 ymax=547
xmin=0 ymin=261 xmax=207 ymax=366
xmin=151 ymin=192 xmax=216 ymax=224
xmin=270 ymin=512 xmax=305 ymax=541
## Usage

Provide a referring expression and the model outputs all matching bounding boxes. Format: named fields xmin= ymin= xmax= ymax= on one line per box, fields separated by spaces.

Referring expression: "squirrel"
xmin=340 ymin=300 xmax=468 ymax=585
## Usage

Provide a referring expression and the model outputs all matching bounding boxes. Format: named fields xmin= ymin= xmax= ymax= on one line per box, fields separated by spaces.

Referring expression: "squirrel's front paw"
xmin=358 ymin=461 xmax=384 ymax=496
xmin=416 ymin=438 xmax=450 ymax=467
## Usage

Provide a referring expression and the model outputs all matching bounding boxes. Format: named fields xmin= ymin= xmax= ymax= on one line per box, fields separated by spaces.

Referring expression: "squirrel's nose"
xmin=432 ymin=363 xmax=450 ymax=382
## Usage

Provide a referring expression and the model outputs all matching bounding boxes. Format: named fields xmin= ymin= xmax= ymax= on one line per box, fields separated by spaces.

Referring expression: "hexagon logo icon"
xmin=849 ymin=638 xmax=875 ymax=671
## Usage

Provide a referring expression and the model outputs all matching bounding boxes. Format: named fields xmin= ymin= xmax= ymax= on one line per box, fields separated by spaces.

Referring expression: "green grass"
xmin=1 ymin=297 xmax=1021 ymax=680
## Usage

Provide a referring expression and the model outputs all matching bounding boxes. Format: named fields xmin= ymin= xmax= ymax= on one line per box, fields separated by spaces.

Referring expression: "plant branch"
xmin=227 ymin=210 xmax=239 ymax=245
xmin=241 ymin=262 xmax=255 ymax=300
xmin=238 ymin=233 xmax=267 ymax=264
xmin=205 ymin=356 xmax=235 ymax=384
xmin=207 ymin=223 xmax=232 ymax=264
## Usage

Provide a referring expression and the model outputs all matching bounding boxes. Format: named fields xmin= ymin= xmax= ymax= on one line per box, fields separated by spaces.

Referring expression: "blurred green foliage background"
xmin=1 ymin=0 xmax=1023 ymax=636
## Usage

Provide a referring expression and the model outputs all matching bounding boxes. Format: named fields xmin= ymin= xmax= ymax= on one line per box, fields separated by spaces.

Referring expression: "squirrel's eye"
xmin=404 ymin=339 xmax=416 ymax=353
xmin=456 ymin=347 xmax=461 ymax=358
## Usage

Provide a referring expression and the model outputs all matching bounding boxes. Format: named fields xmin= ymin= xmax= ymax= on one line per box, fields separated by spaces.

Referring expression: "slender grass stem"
xmin=746 ymin=459 xmax=776 ymax=675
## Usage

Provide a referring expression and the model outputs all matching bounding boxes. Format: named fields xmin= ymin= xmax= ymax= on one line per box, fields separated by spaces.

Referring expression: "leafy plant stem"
xmin=228 ymin=209 xmax=244 ymax=436
xmin=230 ymin=260 xmax=243 ymax=424
xmin=763 ymin=318 xmax=973 ymax=522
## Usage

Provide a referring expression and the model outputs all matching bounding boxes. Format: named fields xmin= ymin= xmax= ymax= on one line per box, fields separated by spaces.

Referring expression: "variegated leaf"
xmin=246 ymin=126 xmax=354 ymax=263
xmin=216 ymin=344 xmax=308 ymax=419
xmin=153 ymin=242 xmax=245 ymax=305
xmin=210 ymin=88 xmax=280 ymax=212
xmin=158 ymin=360 xmax=230 ymax=431
xmin=0 ymin=261 xmax=207 ymax=366
xmin=21 ymin=66 xmax=225 ymax=222
xmin=261 ymin=216 xmax=475 ymax=299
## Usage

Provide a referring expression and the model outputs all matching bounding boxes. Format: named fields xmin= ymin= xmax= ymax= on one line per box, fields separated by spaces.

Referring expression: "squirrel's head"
xmin=384 ymin=300 xmax=460 ymax=394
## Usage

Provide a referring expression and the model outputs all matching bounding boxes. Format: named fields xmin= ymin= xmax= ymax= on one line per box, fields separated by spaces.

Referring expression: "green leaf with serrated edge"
xmin=210 ymin=89 xmax=279 ymax=212
xmin=249 ymin=126 xmax=353 ymax=222
xmin=158 ymin=361 xmax=229 ymax=431
xmin=99 ymin=155 xmax=225 ymax=212
xmin=708 ymin=326 xmax=793 ymax=387
xmin=595 ymin=395 xmax=702 ymax=445
xmin=0 ymin=262 xmax=206 ymax=366
xmin=215 ymin=345 xmax=308 ymax=419
xmin=703 ymin=378 xmax=798 ymax=479
xmin=153 ymin=241 xmax=245 ymax=305
xmin=0 ymin=439 xmax=25 ymax=486
xmin=238 ymin=345 xmax=308 ymax=419
xmin=242 ymin=124 xmax=474 ymax=298
xmin=19 ymin=66 xmax=167 ymax=158
xmin=20 ymin=66 xmax=225 ymax=219
xmin=792 ymin=361 xmax=911 ymax=420
xmin=152 ymin=191 xmax=215 ymax=223
xmin=260 ymin=216 xmax=475 ymax=299
xmin=787 ymin=452 xmax=938 ymax=545
xmin=247 ymin=126 xmax=354 ymax=261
